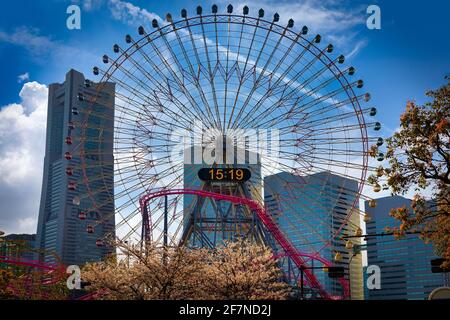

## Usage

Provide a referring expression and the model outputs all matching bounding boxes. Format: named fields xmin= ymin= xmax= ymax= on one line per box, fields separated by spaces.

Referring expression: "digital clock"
xmin=198 ymin=168 xmax=251 ymax=182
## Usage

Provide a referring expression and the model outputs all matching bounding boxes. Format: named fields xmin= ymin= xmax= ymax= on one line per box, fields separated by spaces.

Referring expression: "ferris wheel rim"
xmin=78 ymin=9 xmax=372 ymax=257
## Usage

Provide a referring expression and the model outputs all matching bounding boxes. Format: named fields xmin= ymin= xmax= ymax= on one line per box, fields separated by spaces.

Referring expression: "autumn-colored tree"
xmin=82 ymin=240 xmax=291 ymax=300
xmin=0 ymin=263 xmax=68 ymax=300
xmin=0 ymin=242 xmax=68 ymax=300
xmin=0 ymin=269 xmax=15 ymax=299
xmin=4 ymin=269 xmax=69 ymax=300
xmin=371 ymin=77 xmax=449 ymax=268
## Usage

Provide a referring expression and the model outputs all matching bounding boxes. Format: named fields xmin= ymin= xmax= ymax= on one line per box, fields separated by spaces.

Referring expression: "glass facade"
xmin=264 ymin=171 xmax=364 ymax=299
xmin=35 ymin=69 xmax=115 ymax=266
xmin=365 ymin=195 xmax=444 ymax=300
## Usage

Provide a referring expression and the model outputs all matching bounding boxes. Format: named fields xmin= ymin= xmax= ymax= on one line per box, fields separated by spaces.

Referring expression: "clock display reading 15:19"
xmin=198 ymin=168 xmax=251 ymax=182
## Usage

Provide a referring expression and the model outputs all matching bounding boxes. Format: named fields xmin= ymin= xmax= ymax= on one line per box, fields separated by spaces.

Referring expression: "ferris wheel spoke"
xmin=168 ymin=214 xmax=185 ymax=246
xmin=277 ymin=108 xmax=363 ymax=137
xmin=240 ymin=55 xmax=349 ymax=130
xmin=294 ymin=80 xmax=362 ymax=114
xmin=286 ymin=123 xmax=368 ymax=137
xmin=262 ymin=156 xmax=315 ymax=177
xmin=150 ymin=204 xmax=181 ymax=240
xmin=235 ymin=34 xmax=320 ymax=131
xmin=226 ymin=15 xmax=261 ymax=129
xmin=274 ymin=82 xmax=351 ymax=130
xmin=284 ymin=57 xmax=341 ymax=97
xmin=234 ymin=39 xmax=319 ymax=129
xmin=120 ymin=76 xmax=202 ymax=129
xmin=95 ymin=68 xmax=157 ymax=107
xmin=116 ymin=92 xmax=207 ymax=137
xmin=115 ymin=198 xmax=141 ymax=218
xmin=266 ymin=32 xmax=302 ymax=86
xmin=76 ymin=9 xmax=376 ymax=300
xmin=77 ymin=100 xmax=137 ymax=128
xmin=176 ymin=18 xmax=220 ymax=129
xmin=228 ymin=17 xmax=285 ymax=130
xmin=133 ymin=35 xmax=217 ymax=130
xmin=292 ymin=146 xmax=367 ymax=158
xmin=106 ymin=62 xmax=163 ymax=106
xmin=221 ymin=13 xmax=235 ymax=131
xmin=116 ymin=163 xmax=179 ymax=186
xmin=116 ymin=43 xmax=209 ymax=127
xmin=264 ymin=153 xmax=355 ymax=180
xmin=257 ymin=92 xmax=367 ymax=131
xmin=119 ymin=212 xmax=142 ymax=237
xmin=114 ymin=181 xmax=148 ymax=204
xmin=167 ymin=22 xmax=224 ymax=131
xmin=133 ymin=122 xmax=191 ymax=141
xmin=199 ymin=15 xmax=222 ymax=131
xmin=138 ymin=162 xmax=182 ymax=180
xmin=111 ymin=44 xmax=176 ymax=100
xmin=121 ymin=224 xmax=142 ymax=242
xmin=300 ymin=105 xmax=366 ymax=127
xmin=264 ymin=164 xmax=363 ymax=204
xmin=119 ymin=82 xmax=201 ymax=131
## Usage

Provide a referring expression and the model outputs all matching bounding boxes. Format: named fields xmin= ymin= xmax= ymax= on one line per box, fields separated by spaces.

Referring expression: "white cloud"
xmin=17 ymin=217 xmax=38 ymax=234
xmin=345 ymin=39 xmax=368 ymax=60
xmin=68 ymin=0 xmax=163 ymax=27
xmin=0 ymin=81 xmax=48 ymax=235
xmin=80 ymin=0 xmax=367 ymax=60
xmin=107 ymin=0 xmax=162 ymax=26
xmin=82 ymin=0 xmax=104 ymax=11
xmin=68 ymin=0 xmax=104 ymax=12
xmin=103 ymin=0 xmax=365 ymax=38
xmin=240 ymin=0 xmax=364 ymax=32
xmin=0 ymin=25 xmax=99 ymax=72
xmin=0 ymin=26 xmax=55 ymax=60
xmin=220 ymin=0 xmax=367 ymax=59
xmin=17 ymin=72 xmax=30 ymax=83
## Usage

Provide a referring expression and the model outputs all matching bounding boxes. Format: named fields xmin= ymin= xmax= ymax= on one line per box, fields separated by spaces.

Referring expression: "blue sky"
xmin=1 ymin=0 xmax=449 ymax=128
xmin=0 ymin=0 xmax=449 ymax=234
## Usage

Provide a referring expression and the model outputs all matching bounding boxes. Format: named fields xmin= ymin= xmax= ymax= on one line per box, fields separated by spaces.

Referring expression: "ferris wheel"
xmin=68 ymin=4 xmax=384 ymax=299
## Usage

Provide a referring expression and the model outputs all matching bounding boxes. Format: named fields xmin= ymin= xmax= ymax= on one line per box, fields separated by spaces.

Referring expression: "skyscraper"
xmin=36 ymin=69 xmax=115 ymax=265
xmin=365 ymin=195 xmax=444 ymax=300
xmin=264 ymin=171 xmax=364 ymax=299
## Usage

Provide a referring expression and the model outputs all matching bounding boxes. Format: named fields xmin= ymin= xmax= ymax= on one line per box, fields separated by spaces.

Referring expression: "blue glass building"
xmin=264 ymin=171 xmax=364 ymax=299
xmin=35 ymin=69 xmax=115 ymax=265
xmin=365 ymin=195 xmax=445 ymax=300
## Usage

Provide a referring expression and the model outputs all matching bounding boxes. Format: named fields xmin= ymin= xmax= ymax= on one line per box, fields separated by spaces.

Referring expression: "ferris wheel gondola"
xmin=67 ymin=4 xmax=383 ymax=299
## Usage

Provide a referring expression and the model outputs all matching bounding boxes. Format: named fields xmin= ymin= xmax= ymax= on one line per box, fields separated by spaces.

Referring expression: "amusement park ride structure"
xmin=4 ymin=4 xmax=385 ymax=300
xmin=74 ymin=5 xmax=383 ymax=298
xmin=139 ymin=188 xmax=349 ymax=299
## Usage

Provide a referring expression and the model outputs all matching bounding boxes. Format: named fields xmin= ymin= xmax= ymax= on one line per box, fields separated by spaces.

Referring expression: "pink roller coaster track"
xmin=140 ymin=188 xmax=350 ymax=300
xmin=1 ymin=189 xmax=349 ymax=300
xmin=0 ymin=256 xmax=65 ymax=285
xmin=0 ymin=256 xmax=98 ymax=300
xmin=0 ymin=255 xmax=67 ymax=299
